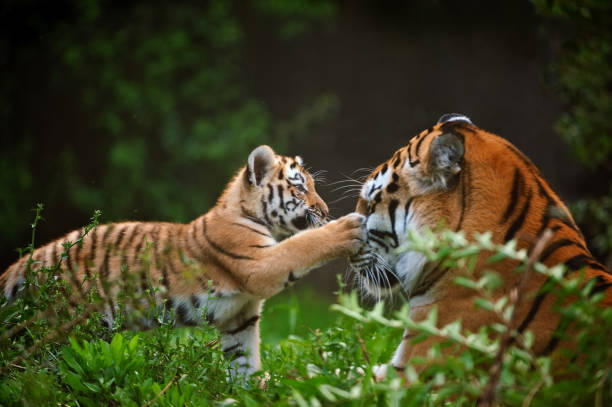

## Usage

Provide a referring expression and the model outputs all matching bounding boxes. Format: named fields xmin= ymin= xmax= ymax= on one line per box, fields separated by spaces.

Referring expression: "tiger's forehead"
xmin=359 ymin=125 xmax=450 ymax=201
xmin=278 ymin=155 xmax=310 ymax=184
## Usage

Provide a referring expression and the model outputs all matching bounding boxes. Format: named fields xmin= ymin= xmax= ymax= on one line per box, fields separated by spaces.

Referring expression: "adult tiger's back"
xmin=349 ymin=114 xmax=611 ymax=380
xmin=1 ymin=144 xmax=366 ymax=379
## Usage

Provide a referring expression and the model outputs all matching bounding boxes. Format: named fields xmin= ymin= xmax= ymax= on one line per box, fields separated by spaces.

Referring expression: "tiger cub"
xmin=349 ymin=114 xmax=611 ymax=382
xmin=1 ymin=145 xmax=366 ymax=379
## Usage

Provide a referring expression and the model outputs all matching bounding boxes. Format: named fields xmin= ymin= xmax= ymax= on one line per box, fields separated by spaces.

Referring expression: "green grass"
xmin=260 ymin=286 xmax=340 ymax=345
xmin=1 ymin=213 xmax=610 ymax=406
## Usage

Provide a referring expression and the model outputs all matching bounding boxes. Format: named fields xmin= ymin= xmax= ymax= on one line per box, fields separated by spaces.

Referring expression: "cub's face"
xmin=350 ymin=115 xmax=469 ymax=299
xmin=244 ymin=145 xmax=328 ymax=240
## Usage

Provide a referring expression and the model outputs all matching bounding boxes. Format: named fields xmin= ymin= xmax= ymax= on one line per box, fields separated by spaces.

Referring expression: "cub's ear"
xmin=423 ymin=132 xmax=465 ymax=190
xmin=247 ymin=145 xmax=276 ymax=186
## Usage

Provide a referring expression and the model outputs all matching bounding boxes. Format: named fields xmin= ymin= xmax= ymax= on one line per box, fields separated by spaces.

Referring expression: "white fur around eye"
xmin=361 ymin=169 xmax=392 ymax=201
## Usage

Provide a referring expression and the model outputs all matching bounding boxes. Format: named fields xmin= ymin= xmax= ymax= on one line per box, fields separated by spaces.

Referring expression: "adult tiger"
xmin=1 ymin=145 xmax=366 ymax=379
xmin=349 ymin=114 xmax=611 ymax=381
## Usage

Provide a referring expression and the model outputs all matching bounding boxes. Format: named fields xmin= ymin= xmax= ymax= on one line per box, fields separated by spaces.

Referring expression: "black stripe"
xmin=588 ymin=262 xmax=608 ymax=273
xmin=500 ymin=168 xmax=522 ymax=223
xmin=368 ymin=235 xmax=390 ymax=252
xmin=542 ymin=314 xmax=573 ymax=356
xmin=239 ymin=207 xmax=269 ymax=227
xmin=207 ymin=248 xmax=234 ymax=276
xmin=414 ymin=132 xmax=428 ymax=159
xmin=407 ymin=141 xmax=417 ymax=167
xmin=267 ymin=184 xmax=274 ymax=202
xmin=74 ymin=228 xmax=85 ymax=265
xmin=202 ymin=218 xmax=254 ymax=260
xmin=542 ymin=334 xmax=561 ymax=356
xmin=85 ymin=226 xmax=97 ymax=281
xmin=150 ymin=224 xmax=162 ymax=271
xmin=261 ymin=199 xmax=272 ymax=225
xmin=517 ymin=289 xmax=548 ymax=334
xmin=133 ymin=228 xmax=149 ymax=293
xmin=504 ymin=191 xmax=532 ymax=242
xmin=277 ymin=185 xmax=285 ymax=211
xmin=403 ymin=198 xmax=413 ymax=232
xmin=540 ymin=239 xmax=582 ymax=264
xmin=66 ymin=234 xmax=86 ymax=297
xmin=64 ymin=238 xmax=73 ymax=271
xmin=114 ymin=225 xmax=128 ymax=252
xmin=226 ymin=315 xmax=260 ymax=335
xmin=195 ymin=275 xmax=212 ymax=292
xmin=51 ymin=241 xmax=58 ymax=268
xmin=191 ymin=295 xmax=201 ymax=308
xmin=223 ymin=344 xmax=242 ymax=355
xmin=456 ymin=164 xmax=470 ymax=231
xmin=288 ymin=271 xmax=298 ymax=282
xmin=590 ymin=276 xmax=612 ymax=295
xmin=386 ymin=182 xmax=398 ymax=193
xmin=154 ymin=227 xmax=171 ymax=289
xmin=518 ymin=255 xmax=607 ymax=335
xmin=100 ymin=225 xmax=115 ymax=280
xmin=278 ymin=169 xmax=284 ymax=180
xmin=411 ymin=267 xmax=447 ymax=297
xmin=99 ymin=226 xmax=117 ymax=309
xmin=121 ymin=224 xmax=140 ymax=268
xmin=388 ymin=199 xmax=399 ymax=248
xmin=564 ymin=254 xmax=592 ymax=273
xmin=250 ymin=244 xmax=272 ymax=248
xmin=392 ymin=151 xmax=402 ymax=168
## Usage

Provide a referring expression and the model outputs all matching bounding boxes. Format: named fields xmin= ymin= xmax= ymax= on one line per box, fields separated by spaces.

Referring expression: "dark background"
xmin=1 ymin=0 xmax=610 ymax=294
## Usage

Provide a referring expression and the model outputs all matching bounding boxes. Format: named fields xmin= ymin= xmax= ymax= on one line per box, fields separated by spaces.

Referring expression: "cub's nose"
xmin=313 ymin=199 xmax=328 ymax=219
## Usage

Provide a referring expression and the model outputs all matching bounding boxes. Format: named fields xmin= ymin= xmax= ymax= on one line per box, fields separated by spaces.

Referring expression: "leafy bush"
xmin=1 ymin=210 xmax=610 ymax=406
xmin=534 ymin=0 xmax=612 ymax=266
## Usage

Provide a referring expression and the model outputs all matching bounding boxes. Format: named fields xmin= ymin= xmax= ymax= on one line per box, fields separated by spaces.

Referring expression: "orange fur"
xmin=1 ymin=145 xmax=366 ymax=379
xmin=350 ymin=114 xmax=611 ymax=381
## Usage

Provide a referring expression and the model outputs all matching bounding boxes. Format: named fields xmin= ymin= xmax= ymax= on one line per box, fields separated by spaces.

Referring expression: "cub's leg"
xmin=241 ymin=213 xmax=366 ymax=299
xmin=219 ymin=300 xmax=263 ymax=381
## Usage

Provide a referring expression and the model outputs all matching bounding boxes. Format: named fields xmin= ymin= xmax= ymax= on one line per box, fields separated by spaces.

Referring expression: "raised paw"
xmin=330 ymin=213 xmax=367 ymax=255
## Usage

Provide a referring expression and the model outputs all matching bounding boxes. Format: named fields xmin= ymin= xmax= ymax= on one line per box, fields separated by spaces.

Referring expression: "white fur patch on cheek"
xmin=360 ymin=181 xmax=372 ymax=200
xmin=362 ymin=169 xmax=393 ymax=201
xmin=395 ymin=251 xmax=428 ymax=293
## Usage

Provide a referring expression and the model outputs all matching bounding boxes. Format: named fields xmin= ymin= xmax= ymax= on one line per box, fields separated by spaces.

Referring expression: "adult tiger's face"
xmin=350 ymin=114 xmax=472 ymax=299
xmin=243 ymin=145 xmax=329 ymax=240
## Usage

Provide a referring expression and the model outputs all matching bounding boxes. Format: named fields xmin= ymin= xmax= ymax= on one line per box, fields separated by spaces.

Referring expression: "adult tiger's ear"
xmin=421 ymin=132 xmax=465 ymax=190
xmin=247 ymin=145 xmax=276 ymax=186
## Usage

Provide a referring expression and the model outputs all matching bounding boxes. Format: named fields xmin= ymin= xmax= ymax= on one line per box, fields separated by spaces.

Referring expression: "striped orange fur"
xmin=1 ymin=145 xmax=366 ymax=380
xmin=349 ymin=114 xmax=611 ymax=381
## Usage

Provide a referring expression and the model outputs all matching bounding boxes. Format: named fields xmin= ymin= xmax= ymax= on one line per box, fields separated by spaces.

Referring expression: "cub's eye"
xmin=295 ymin=184 xmax=307 ymax=194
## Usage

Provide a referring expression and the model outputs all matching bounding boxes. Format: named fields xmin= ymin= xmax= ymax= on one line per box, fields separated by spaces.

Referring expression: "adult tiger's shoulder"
xmin=1 ymin=145 xmax=366 ymax=380
xmin=349 ymin=114 xmax=611 ymax=381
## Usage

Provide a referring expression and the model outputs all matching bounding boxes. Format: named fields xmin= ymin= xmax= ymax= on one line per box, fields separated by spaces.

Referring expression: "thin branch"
xmin=141 ymin=373 xmax=187 ymax=407
xmin=477 ymin=229 xmax=554 ymax=407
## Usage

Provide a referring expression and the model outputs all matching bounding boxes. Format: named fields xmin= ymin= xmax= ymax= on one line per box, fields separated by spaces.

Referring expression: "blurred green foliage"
xmin=0 ymin=0 xmax=337 ymax=249
xmin=533 ymin=0 xmax=612 ymax=265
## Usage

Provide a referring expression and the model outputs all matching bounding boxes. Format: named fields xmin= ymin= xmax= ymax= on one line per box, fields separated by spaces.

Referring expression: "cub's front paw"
xmin=329 ymin=213 xmax=366 ymax=256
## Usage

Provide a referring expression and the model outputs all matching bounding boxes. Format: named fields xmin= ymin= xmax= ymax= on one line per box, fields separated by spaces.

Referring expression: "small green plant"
xmin=1 ymin=211 xmax=611 ymax=406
